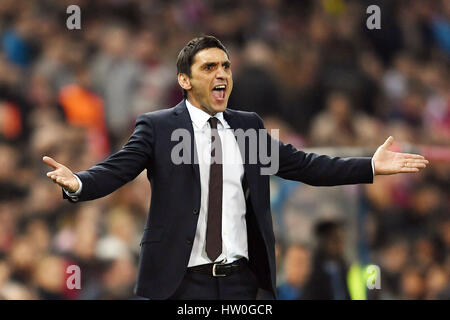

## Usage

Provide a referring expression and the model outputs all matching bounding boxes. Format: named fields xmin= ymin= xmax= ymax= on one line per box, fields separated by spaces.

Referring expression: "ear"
xmin=178 ymin=73 xmax=192 ymax=91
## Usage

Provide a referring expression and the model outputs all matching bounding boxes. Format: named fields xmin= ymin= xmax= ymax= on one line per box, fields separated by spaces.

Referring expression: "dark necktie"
xmin=206 ymin=117 xmax=223 ymax=261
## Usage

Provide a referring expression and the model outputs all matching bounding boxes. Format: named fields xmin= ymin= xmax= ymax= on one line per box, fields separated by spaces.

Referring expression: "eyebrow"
xmin=202 ymin=61 xmax=231 ymax=68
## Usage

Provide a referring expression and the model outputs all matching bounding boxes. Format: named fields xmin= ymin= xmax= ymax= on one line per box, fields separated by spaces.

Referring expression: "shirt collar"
xmin=185 ymin=99 xmax=229 ymax=129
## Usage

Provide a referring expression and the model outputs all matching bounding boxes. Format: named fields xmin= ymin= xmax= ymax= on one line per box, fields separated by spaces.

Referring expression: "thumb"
xmin=42 ymin=156 xmax=61 ymax=169
xmin=381 ymin=136 xmax=394 ymax=149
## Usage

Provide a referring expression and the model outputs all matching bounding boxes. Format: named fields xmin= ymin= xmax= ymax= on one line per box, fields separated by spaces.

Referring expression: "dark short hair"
xmin=176 ymin=35 xmax=229 ymax=98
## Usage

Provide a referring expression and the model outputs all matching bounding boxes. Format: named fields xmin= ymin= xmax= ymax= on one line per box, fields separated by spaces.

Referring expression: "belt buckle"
xmin=212 ymin=262 xmax=227 ymax=277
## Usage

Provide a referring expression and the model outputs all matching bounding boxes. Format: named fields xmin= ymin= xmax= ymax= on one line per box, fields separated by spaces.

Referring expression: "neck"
xmin=186 ymin=96 xmax=218 ymax=116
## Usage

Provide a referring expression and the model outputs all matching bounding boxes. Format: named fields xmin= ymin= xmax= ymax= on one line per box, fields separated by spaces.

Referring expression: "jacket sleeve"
xmin=63 ymin=114 xmax=154 ymax=202
xmin=253 ymin=113 xmax=374 ymax=186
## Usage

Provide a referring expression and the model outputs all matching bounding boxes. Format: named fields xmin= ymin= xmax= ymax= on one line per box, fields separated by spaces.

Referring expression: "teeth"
xmin=214 ymin=85 xmax=226 ymax=90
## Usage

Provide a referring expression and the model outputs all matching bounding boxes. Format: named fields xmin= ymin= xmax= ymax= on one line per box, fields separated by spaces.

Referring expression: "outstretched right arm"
xmin=43 ymin=114 xmax=154 ymax=202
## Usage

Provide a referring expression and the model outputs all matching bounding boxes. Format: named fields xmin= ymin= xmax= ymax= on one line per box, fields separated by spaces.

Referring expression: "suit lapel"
xmin=173 ymin=101 xmax=201 ymax=192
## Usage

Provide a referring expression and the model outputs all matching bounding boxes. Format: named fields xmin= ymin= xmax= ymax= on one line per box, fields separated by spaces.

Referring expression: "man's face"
xmin=182 ymin=47 xmax=233 ymax=115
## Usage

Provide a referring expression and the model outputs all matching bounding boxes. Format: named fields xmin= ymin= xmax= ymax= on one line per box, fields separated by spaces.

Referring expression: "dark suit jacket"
xmin=63 ymin=100 xmax=374 ymax=299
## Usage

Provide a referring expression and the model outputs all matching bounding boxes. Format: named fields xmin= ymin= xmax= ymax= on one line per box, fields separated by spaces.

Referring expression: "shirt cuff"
xmin=63 ymin=174 xmax=82 ymax=200
xmin=371 ymin=158 xmax=375 ymax=177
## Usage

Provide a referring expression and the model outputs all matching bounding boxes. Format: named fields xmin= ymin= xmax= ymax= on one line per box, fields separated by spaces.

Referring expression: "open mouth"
xmin=211 ymin=84 xmax=226 ymax=101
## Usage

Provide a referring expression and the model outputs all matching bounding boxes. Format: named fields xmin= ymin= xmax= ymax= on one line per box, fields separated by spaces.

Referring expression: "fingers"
xmin=42 ymin=156 xmax=61 ymax=169
xmin=400 ymin=167 xmax=420 ymax=173
xmin=401 ymin=159 xmax=428 ymax=170
xmin=47 ymin=171 xmax=69 ymax=187
xmin=409 ymin=162 xmax=427 ymax=169
xmin=46 ymin=171 xmax=56 ymax=178
xmin=55 ymin=176 xmax=66 ymax=185
xmin=402 ymin=159 xmax=429 ymax=166
xmin=398 ymin=153 xmax=430 ymax=173
xmin=46 ymin=171 xmax=59 ymax=182
xmin=46 ymin=168 xmax=65 ymax=183
xmin=44 ymin=157 xmax=76 ymax=190
xmin=400 ymin=153 xmax=429 ymax=161
xmin=382 ymin=136 xmax=394 ymax=149
xmin=46 ymin=171 xmax=62 ymax=180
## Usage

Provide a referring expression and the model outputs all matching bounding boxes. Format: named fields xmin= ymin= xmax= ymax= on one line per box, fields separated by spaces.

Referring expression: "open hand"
xmin=43 ymin=156 xmax=79 ymax=192
xmin=372 ymin=136 xmax=429 ymax=175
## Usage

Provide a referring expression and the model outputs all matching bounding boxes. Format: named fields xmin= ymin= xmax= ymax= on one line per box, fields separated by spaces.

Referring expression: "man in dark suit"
xmin=43 ymin=35 xmax=429 ymax=300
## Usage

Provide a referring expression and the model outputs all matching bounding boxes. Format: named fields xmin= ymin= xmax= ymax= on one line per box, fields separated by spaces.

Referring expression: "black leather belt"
xmin=187 ymin=258 xmax=247 ymax=277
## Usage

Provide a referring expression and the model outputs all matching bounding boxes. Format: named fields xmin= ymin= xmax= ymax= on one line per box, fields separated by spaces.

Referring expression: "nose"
xmin=216 ymin=66 xmax=228 ymax=79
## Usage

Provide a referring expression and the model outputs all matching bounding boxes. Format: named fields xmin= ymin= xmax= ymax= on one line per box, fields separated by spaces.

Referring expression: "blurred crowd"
xmin=0 ymin=0 xmax=449 ymax=299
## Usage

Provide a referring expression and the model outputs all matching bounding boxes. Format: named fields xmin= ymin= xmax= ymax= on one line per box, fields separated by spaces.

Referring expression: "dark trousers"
xmin=168 ymin=261 xmax=259 ymax=300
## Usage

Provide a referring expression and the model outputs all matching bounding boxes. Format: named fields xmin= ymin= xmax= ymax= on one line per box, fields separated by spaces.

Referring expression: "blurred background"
xmin=0 ymin=0 xmax=449 ymax=299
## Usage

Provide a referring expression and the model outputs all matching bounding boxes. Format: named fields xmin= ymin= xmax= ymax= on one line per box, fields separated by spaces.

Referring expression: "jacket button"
xmin=186 ymin=239 xmax=193 ymax=245
xmin=193 ymin=209 xmax=198 ymax=215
